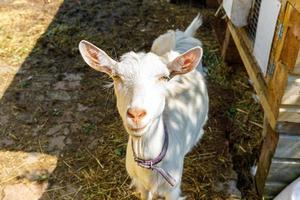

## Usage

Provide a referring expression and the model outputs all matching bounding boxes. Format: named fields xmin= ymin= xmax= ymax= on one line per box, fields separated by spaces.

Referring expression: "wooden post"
xmin=221 ymin=24 xmax=243 ymax=65
xmin=206 ymin=0 xmax=219 ymax=8
xmin=221 ymin=25 xmax=231 ymax=59
xmin=255 ymin=116 xmax=278 ymax=196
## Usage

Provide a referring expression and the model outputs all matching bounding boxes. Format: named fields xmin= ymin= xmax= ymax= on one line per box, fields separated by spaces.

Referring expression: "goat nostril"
xmin=127 ymin=108 xmax=147 ymax=120
xmin=127 ymin=110 xmax=133 ymax=118
xmin=138 ymin=111 xmax=146 ymax=118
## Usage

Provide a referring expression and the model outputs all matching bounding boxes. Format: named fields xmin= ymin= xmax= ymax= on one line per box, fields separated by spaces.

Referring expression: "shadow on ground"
xmin=0 ymin=0 xmax=262 ymax=199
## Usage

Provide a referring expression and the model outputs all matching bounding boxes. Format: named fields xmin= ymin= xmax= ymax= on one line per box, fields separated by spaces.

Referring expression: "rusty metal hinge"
xmin=277 ymin=23 xmax=284 ymax=40
xmin=267 ymin=62 xmax=275 ymax=76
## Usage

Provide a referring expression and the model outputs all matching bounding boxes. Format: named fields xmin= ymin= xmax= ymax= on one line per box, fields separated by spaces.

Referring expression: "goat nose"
xmin=127 ymin=108 xmax=147 ymax=122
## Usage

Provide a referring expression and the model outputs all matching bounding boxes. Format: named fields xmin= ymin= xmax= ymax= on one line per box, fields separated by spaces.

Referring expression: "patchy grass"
xmin=0 ymin=1 xmax=63 ymax=66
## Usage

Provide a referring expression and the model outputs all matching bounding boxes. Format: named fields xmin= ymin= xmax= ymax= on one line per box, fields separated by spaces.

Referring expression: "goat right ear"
xmin=79 ymin=40 xmax=117 ymax=75
xmin=168 ymin=47 xmax=203 ymax=77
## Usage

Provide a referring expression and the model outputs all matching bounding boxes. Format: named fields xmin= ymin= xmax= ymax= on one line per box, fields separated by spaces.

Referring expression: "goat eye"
xmin=159 ymin=76 xmax=170 ymax=82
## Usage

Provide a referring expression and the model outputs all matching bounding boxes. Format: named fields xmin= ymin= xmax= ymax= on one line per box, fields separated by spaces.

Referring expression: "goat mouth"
xmin=128 ymin=126 xmax=146 ymax=132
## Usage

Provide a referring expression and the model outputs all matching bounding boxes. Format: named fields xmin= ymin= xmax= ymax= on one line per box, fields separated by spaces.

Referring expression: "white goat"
xmin=79 ymin=14 xmax=208 ymax=200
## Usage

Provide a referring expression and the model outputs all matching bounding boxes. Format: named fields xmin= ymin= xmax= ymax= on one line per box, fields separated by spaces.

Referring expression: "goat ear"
xmin=168 ymin=47 xmax=203 ymax=77
xmin=79 ymin=40 xmax=117 ymax=75
xmin=151 ymin=30 xmax=175 ymax=56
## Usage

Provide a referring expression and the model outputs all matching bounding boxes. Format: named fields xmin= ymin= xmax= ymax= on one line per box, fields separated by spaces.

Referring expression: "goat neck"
xmin=130 ymin=116 xmax=165 ymax=160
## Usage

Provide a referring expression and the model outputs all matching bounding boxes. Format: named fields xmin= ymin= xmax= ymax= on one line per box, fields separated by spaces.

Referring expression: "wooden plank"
xmin=267 ymin=62 xmax=289 ymax=119
xmin=227 ymin=21 xmax=277 ymax=129
xmin=267 ymin=157 xmax=300 ymax=183
xmin=255 ymin=117 xmax=278 ymax=196
xmin=274 ymin=2 xmax=293 ymax=62
xmin=221 ymin=25 xmax=231 ymax=60
xmin=289 ymin=0 xmax=300 ymax=13
xmin=279 ymin=5 xmax=300 ymax=72
xmin=239 ymin=28 xmax=254 ymax=52
xmin=265 ymin=0 xmax=287 ymax=82
xmin=281 ymin=75 xmax=300 ymax=105
xmin=274 ymin=134 xmax=300 ymax=159
xmin=264 ymin=2 xmax=289 ymax=121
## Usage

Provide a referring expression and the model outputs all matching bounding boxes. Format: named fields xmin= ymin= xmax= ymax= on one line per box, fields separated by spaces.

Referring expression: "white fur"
xmin=184 ymin=13 xmax=202 ymax=37
xmin=79 ymin=14 xmax=208 ymax=200
xmin=152 ymin=14 xmax=204 ymax=74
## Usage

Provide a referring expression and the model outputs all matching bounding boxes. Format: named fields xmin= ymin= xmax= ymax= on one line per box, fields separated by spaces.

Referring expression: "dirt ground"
xmin=0 ymin=0 xmax=263 ymax=199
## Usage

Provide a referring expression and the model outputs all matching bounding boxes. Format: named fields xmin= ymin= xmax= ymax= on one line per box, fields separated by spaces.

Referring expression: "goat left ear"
xmin=168 ymin=47 xmax=203 ymax=77
xmin=151 ymin=30 xmax=175 ymax=56
xmin=79 ymin=40 xmax=117 ymax=75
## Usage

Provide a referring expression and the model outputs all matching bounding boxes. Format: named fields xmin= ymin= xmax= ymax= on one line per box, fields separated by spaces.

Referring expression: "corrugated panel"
xmin=264 ymin=181 xmax=286 ymax=199
xmin=265 ymin=122 xmax=300 ymax=198
xmin=267 ymin=158 xmax=300 ymax=183
xmin=278 ymin=106 xmax=300 ymax=123
xmin=276 ymin=121 xmax=300 ymax=135
xmin=274 ymin=134 xmax=300 ymax=159
xmin=265 ymin=158 xmax=300 ymax=198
